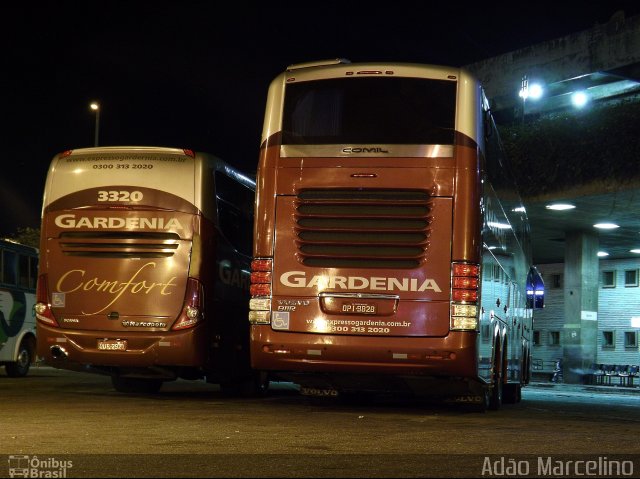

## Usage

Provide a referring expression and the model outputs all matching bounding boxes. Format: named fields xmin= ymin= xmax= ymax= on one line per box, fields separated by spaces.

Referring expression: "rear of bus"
xmin=249 ymin=61 xmax=487 ymax=399
xmin=36 ymin=147 xmax=219 ymax=391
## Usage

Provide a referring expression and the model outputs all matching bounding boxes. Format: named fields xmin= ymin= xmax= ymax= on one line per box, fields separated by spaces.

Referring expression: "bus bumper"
xmin=36 ymin=323 xmax=208 ymax=378
xmin=251 ymin=326 xmax=479 ymax=377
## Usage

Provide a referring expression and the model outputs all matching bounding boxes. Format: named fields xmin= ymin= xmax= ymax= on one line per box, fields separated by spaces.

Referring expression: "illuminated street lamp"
xmin=571 ymin=91 xmax=588 ymax=108
xmin=90 ymin=101 xmax=100 ymax=147
xmin=518 ymin=75 xmax=543 ymax=124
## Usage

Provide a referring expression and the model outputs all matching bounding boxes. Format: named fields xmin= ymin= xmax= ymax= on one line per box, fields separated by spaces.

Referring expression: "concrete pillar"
xmin=563 ymin=230 xmax=599 ymax=383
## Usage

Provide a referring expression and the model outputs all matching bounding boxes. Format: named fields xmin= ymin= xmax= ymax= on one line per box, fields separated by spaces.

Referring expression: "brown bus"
xmin=36 ymin=147 xmax=256 ymax=393
xmin=248 ymin=60 xmax=545 ymax=410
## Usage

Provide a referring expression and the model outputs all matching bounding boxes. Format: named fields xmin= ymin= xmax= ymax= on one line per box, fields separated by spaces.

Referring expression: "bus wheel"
xmin=111 ymin=376 xmax=163 ymax=394
xmin=220 ymin=372 xmax=269 ymax=397
xmin=253 ymin=371 xmax=270 ymax=396
xmin=5 ymin=340 xmax=32 ymax=378
xmin=488 ymin=362 xmax=502 ymax=411
xmin=503 ymin=383 xmax=522 ymax=404
xmin=463 ymin=389 xmax=489 ymax=413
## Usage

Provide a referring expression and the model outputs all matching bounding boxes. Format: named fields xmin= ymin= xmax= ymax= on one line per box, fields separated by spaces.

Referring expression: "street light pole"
xmin=519 ymin=75 xmax=528 ymax=125
xmin=90 ymin=102 xmax=100 ymax=147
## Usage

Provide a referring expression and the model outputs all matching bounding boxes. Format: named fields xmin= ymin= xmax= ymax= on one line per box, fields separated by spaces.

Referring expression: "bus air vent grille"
xmin=295 ymin=189 xmax=432 ymax=269
xmin=58 ymin=232 xmax=181 ymax=258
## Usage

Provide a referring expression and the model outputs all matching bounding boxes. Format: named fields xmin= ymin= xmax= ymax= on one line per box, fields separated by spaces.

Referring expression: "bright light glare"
xmin=487 ymin=221 xmax=512 ymax=230
xmin=546 ymin=203 xmax=575 ymax=211
xmin=529 ymin=83 xmax=543 ymax=99
xmin=594 ymin=223 xmax=619 ymax=229
xmin=90 ymin=102 xmax=99 ymax=111
xmin=630 ymin=249 xmax=640 ymax=254
xmin=571 ymin=91 xmax=588 ymax=108
xmin=597 ymin=251 xmax=609 ymax=257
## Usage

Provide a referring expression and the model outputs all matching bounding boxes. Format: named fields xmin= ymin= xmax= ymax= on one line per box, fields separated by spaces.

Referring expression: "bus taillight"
xmin=249 ymin=258 xmax=272 ymax=324
xmin=450 ymin=262 xmax=480 ymax=331
xmin=35 ymin=274 xmax=58 ymax=327
xmin=172 ymin=278 xmax=204 ymax=330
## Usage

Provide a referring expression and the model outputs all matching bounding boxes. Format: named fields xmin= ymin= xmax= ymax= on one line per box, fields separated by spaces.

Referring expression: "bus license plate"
xmin=97 ymin=339 xmax=127 ymax=351
xmin=341 ymin=303 xmax=377 ymax=314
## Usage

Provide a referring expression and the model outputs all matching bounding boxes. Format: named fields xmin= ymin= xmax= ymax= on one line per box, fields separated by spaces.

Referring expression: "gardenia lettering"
xmin=280 ymin=271 xmax=442 ymax=292
xmin=54 ymin=213 xmax=183 ymax=230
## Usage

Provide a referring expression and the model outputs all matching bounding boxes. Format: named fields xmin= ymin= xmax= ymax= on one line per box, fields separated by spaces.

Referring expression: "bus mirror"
xmin=526 ymin=266 xmax=545 ymax=309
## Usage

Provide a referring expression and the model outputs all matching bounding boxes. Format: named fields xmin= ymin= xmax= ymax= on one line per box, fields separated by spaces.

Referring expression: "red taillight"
xmin=172 ymin=278 xmax=203 ymax=331
xmin=35 ymin=274 xmax=59 ymax=327
xmin=182 ymin=149 xmax=195 ymax=158
xmin=452 ymin=289 xmax=479 ymax=302
xmin=250 ymin=258 xmax=272 ymax=297
xmin=452 ymin=263 xmax=480 ymax=277
xmin=250 ymin=271 xmax=272 ymax=284
xmin=250 ymin=283 xmax=271 ymax=296
xmin=450 ymin=262 xmax=480 ymax=330
xmin=451 ymin=262 xmax=480 ymax=304
xmin=251 ymin=259 xmax=273 ymax=272
xmin=453 ymin=277 xmax=479 ymax=289
xmin=249 ymin=258 xmax=272 ymax=324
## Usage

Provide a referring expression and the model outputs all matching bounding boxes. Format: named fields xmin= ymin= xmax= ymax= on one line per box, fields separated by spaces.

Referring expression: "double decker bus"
xmin=1 ymin=239 xmax=38 ymax=377
xmin=249 ymin=60 xmax=544 ymax=410
xmin=36 ymin=147 xmax=256 ymax=393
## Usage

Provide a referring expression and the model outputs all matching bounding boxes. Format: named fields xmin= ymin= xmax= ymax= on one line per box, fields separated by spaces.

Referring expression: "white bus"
xmin=0 ymin=238 xmax=38 ymax=377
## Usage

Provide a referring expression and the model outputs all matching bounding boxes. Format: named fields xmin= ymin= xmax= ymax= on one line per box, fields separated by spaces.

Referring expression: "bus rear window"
xmin=282 ymin=77 xmax=456 ymax=145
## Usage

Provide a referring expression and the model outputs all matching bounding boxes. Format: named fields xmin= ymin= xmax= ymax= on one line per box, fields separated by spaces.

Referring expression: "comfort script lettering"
xmin=56 ymin=262 xmax=178 ymax=315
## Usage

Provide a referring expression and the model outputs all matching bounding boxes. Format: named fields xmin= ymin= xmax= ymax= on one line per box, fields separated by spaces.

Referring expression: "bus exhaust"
xmin=50 ymin=345 xmax=68 ymax=359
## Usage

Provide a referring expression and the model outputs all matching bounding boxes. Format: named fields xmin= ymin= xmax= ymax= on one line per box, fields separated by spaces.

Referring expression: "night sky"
xmin=3 ymin=1 xmax=640 ymax=236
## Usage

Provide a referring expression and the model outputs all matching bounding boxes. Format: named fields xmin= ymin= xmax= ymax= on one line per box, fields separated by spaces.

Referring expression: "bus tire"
xmin=111 ymin=376 xmax=163 ymax=394
xmin=489 ymin=360 xmax=502 ymax=411
xmin=463 ymin=390 xmax=489 ymax=413
xmin=5 ymin=339 xmax=32 ymax=378
xmin=502 ymin=383 xmax=521 ymax=404
xmin=220 ymin=371 xmax=269 ymax=397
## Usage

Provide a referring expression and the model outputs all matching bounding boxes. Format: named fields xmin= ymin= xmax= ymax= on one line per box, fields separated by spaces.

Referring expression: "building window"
xmin=602 ymin=330 xmax=615 ymax=349
xmin=493 ymin=264 xmax=501 ymax=282
xmin=549 ymin=331 xmax=560 ymax=346
xmin=624 ymin=331 xmax=637 ymax=348
xmin=533 ymin=330 xmax=541 ymax=346
xmin=602 ymin=270 xmax=616 ymax=288
xmin=481 ymin=323 xmax=490 ymax=342
xmin=550 ymin=273 xmax=562 ymax=289
xmin=624 ymin=269 xmax=638 ymax=287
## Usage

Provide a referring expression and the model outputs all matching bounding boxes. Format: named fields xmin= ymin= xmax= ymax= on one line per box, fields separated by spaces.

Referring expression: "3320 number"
xmin=97 ymin=190 xmax=143 ymax=202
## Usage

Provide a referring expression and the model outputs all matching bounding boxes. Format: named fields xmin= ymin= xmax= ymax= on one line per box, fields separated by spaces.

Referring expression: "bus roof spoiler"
xmin=286 ymin=58 xmax=351 ymax=71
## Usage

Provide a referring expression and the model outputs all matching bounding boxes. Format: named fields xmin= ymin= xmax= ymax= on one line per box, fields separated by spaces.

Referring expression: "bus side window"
xmin=30 ymin=257 xmax=38 ymax=290
xmin=215 ymin=171 xmax=255 ymax=257
xmin=18 ymin=254 xmax=30 ymax=288
xmin=2 ymin=250 xmax=17 ymax=286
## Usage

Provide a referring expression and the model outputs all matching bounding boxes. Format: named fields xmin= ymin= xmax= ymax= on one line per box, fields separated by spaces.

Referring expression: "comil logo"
xmin=341 ymin=147 xmax=389 ymax=154
xmin=7 ymin=455 xmax=73 ymax=478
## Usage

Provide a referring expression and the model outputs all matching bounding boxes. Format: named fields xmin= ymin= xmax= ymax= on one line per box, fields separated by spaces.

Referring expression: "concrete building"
xmin=533 ymin=259 xmax=640 ymax=379
xmin=465 ymin=10 xmax=640 ymax=383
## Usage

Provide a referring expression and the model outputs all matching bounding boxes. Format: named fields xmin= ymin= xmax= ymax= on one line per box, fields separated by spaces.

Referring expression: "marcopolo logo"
xmin=7 ymin=455 xmax=73 ymax=478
